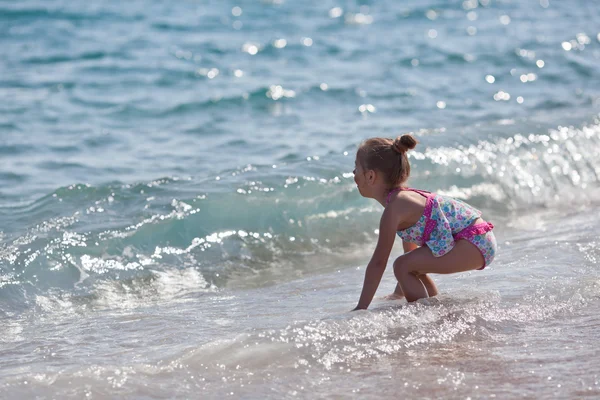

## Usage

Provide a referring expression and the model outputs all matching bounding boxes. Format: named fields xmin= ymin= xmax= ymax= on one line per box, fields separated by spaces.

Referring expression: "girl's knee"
xmin=393 ymin=257 xmax=411 ymax=279
xmin=394 ymin=256 xmax=422 ymax=279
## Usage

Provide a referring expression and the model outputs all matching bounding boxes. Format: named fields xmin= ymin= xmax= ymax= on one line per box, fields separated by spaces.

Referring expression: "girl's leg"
xmin=386 ymin=275 xmax=437 ymax=299
xmin=386 ymin=283 xmax=404 ymax=300
xmin=418 ymin=274 xmax=438 ymax=297
xmin=393 ymin=240 xmax=484 ymax=302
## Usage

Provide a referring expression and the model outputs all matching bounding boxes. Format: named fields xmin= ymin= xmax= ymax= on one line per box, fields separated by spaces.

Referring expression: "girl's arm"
xmin=353 ymin=207 xmax=399 ymax=310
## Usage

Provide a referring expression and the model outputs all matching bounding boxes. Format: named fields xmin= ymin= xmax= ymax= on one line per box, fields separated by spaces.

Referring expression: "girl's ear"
xmin=366 ymin=169 xmax=376 ymax=185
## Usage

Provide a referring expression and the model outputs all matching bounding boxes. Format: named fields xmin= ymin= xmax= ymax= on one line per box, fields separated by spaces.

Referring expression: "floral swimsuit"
xmin=388 ymin=188 xmax=497 ymax=268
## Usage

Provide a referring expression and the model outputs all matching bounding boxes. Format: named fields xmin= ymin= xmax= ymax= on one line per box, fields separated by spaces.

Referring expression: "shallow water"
xmin=1 ymin=0 xmax=600 ymax=398
xmin=2 ymin=208 xmax=600 ymax=398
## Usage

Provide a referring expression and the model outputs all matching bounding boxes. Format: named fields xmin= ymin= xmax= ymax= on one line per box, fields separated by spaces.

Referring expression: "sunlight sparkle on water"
xmin=462 ymin=0 xmax=478 ymax=10
xmin=493 ymin=91 xmax=510 ymax=101
xmin=329 ymin=7 xmax=343 ymax=18
xmin=273 ymin=39 xmax=287 ymax=49
xmin=520 ymin=73 xmax=537 ymax=83
xmin=426 ymin=10 xmax=438 ymax=20
xmin=242 ymin=43 xmax=259 ymax=55
xmin=345 ymin=13 xmax=373 ymax=25
xmin=576 ymin=33 xmax=591 ymax=45
xmin=197 ymin=68 xmax=219 ymax=79
xmin=358 ymin=104 xmax=376 ymax=113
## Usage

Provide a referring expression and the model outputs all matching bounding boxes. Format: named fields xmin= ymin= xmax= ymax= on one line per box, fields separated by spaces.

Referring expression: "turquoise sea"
xmin=1 ymin=0 xmax=600 ymax=398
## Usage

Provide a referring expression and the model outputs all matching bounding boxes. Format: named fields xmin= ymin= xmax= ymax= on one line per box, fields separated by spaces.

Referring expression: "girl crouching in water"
xmin=353 ymin=134 xmax=497 ymax=310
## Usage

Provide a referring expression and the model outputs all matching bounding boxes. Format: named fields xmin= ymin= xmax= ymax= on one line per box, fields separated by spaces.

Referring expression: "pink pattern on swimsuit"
xmin=454 ymin=222 xmax=495 ymax=240
xmin=386 ymin=187 xmax=497 ymax=268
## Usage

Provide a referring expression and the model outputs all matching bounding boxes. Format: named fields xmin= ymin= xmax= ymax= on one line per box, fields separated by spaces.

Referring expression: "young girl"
xmin=352 ymin=134 xmax=497 ymax=310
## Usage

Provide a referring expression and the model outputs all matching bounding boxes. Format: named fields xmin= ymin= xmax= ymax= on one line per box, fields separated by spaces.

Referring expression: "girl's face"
xmin=353 ymin=158 xmax=370 ymax=197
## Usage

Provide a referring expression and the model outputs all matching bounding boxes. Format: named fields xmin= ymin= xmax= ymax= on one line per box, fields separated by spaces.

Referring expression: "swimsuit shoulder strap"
xmin=385 ymin=187 xmax=403 ymax=205
xmin=385 ymin=187 xmax=431 ymax=205
xmin=405 ymin=188 xmax=431 ymax=197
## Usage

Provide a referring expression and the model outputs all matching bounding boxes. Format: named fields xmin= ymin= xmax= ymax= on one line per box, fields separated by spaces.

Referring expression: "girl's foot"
xmin=382 ymin=292 xmax=405 ymax=300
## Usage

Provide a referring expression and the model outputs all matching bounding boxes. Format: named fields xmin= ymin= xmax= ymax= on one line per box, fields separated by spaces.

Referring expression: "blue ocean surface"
xmin=1 ymin=0 xmax=600 ymax=398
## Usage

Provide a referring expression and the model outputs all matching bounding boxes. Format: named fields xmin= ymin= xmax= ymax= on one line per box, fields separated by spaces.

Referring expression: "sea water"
xmin=1 ymin=0 xmax=600 ymax=398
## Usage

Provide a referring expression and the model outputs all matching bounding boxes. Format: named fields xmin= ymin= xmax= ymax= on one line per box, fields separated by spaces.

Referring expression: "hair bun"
xmin=392 ymin=134 xmax=418 ymax=154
